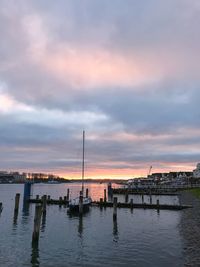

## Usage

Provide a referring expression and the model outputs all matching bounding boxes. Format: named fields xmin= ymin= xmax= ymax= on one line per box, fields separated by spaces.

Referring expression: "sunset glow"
xmin=0 ymin=0 xmax=200 ymax=179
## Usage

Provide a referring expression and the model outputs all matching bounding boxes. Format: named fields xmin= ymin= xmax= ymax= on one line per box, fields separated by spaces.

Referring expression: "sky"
xmin=0 ymin=0 xmax=200 ymax=179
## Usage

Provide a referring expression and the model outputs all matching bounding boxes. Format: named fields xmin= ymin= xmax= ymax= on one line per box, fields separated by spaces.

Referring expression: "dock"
xmin=112 ymin=188 xmax=178 ymax=195
xmin=92 ymin=201 xmax=192 ymax=210
xmin=28 ymin=198 xmax=192 ymax=211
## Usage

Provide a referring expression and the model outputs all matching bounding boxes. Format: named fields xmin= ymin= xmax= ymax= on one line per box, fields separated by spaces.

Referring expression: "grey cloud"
xmin=0 ymin=0 xmax=200 ymax=175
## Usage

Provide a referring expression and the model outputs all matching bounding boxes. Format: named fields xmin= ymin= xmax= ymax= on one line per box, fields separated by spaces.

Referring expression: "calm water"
xmin=0 ymin=183 xmax=184 ymax=267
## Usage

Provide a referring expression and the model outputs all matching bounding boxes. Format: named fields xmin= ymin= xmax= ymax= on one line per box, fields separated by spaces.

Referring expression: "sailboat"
xmin=68 ymin=130 xmax=92 ymax=213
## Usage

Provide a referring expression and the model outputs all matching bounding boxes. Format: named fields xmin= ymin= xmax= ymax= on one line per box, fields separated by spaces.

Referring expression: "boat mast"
xmin=82 ymin=130 xmax=85 ymax=196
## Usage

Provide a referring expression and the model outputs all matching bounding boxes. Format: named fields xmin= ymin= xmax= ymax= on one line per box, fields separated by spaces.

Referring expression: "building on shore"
xmin=193 ymin=163 xmax=200 ymax=178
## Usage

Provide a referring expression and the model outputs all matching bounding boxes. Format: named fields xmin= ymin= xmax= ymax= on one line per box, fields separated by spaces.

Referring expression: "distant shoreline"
xmin=0 ymin=179 xmax=127 ymax=185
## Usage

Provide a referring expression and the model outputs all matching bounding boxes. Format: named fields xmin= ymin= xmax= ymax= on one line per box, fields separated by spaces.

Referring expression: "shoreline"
xmin=179 ymin=191 xmax=200 ymax=266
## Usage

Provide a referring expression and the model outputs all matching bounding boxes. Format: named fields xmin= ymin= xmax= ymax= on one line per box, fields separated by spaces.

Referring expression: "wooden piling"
xmin=125 ymin=193 xmax=129 ymax=203
xmin=47 ymin=195 xmax=51 ymax=201
xmin=42 ymin=195 xmax=47 ymax=214
xmin=130 ymin=199 xmax=133 ymax=209
xmin=64 ymin=196 xmax=67 ymax=201
xmin=157 ymin=199 xmax=160 ymax=209
xmin=32 ymin=204 xmax=43 ymax=245
xmin=86 ymin=188 xmax=89 ymax=198
xmin=14 ymin=193 xmax=20 ymax=213
xmin=0 ymin=202 xmax=2 ymax=213
xmin=67 ymin=189 xmax=70 ymax=201
xmin=142 ymin=194 xmax=144 ymax=204
xmin=36 ymin=195 xmax=39 ymax=200
xmin=59 ymin=197 xmax=62 ymax=207
xmin=104 ymin=189 xmax=107 ymax=203
xmin=113 ymin=197 xmax=118 ymax=221
xmin=79 ymin=195 xmax=83 ymax=215
xmin=150 ymin=194 xmax=152 ymax=205
xmin=99 ymin=198 xmax=103 ymax=210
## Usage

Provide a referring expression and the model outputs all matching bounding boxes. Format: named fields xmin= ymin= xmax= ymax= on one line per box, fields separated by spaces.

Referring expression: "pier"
xmin=28 ymin=196 xmax=192 ymax=211
xmin=93 ymin=201 xmax=192 ymax=210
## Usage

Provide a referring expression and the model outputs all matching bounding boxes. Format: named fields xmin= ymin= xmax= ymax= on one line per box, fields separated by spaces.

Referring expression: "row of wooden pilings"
xmin=103 ymin=189 xmax=158 ymax=204
xmin=11 ymin=193 xmax=50 ymax=246
xmin=101 ymin=189 xmax=161 ymax=221
xmin=10 ymin=189 xmax=162 ymax=243
xmin=11 ymin=188 xmax=90 ymax=244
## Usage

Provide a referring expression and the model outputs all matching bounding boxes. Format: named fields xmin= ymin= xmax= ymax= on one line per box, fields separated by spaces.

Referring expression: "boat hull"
xmin=68 ymin=197 xmax=92 ymax=214
xmin=68 ymin=202 xmax=91 ymax=213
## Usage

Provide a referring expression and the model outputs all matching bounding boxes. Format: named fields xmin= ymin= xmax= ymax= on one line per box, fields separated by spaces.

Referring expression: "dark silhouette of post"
xmin=14 ymin=193 xmax=20 ymax=213
xmin=23 ymin=181 xmax=32 ymax=201
xmin=125 ymin=193 xmax=129 ymax=203
xmin=104 ymin=189 xmax=107 ymax=203
xmin=157 ymin=199 xmax=160 ymax=209
xmin=67 ymin=189 xmax=70 ymax=201
xmin=32 ymin=205 xmax=43 ymax=245
xmin=79 ymin=195 xmax=83 ymax=215
xmin=86 ymin=188 xmax=89 ymax=198
xmin=42 ymin=195 xmax=47 ymax=214
xmin=113 ymin=197 xmax=118 ymax=221
xmin=0 ymin=202 xmax=2 ymax=213
xmin=13 ymin=193 xmax=20 ymax=225
xmin=130 ymin=199 xmax=133 ymax=208
xmin=142 ymin=194 xmax=144 ymax=204
xmin=150 ymin=194 xmax=152 ymax=205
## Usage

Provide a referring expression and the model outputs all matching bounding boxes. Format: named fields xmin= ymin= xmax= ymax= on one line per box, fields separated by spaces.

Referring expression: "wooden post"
xmin=59 ymin=197 xmax=62 ymax=207
xmin=14 ymin=193 xmax=20 ymax=213
xmin=32 ymin=204 xmax=43 ymax=245
xmin=125 ymin=193 xmax=129 ymax=203
xmin=157 ymin=199 xmax=160 ymax=209
xmin=0 ymin=202 xmax=2 ymax=213
xmin=130 ymin=199 xmax=133 ymax=209
xmin=150 ymin=194 xmax=152 ymax=205
xmin=79 ymin=195 xmax=83 ymax=215
xmin=64 ymin=196 xmax=67 ymax=201
xmin=42 ymin=195 xmax=47 ymax=214
xmin=99 ymin=198 xmax=103 ymax=210
xmin=142 ymin=194 xmax=144 ymax=204
xmin=113 ymin=197 xmax=117 ymax=221
xmin=47 ymin=195 xmax=50 ymax=201
xmin=104 ymin=189 xmax=107 ymax=203
xmin=86 ymin=188 xmax=89 ymax=198
xmin=67 ymin=189 xmax=70 ymax=201
xmin=36 ymin=195 xmax=39 ymax=200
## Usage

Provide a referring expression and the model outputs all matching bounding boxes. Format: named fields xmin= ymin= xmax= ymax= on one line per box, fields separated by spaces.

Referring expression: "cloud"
xmin=0 ymin=0 xmax=200 ymax=177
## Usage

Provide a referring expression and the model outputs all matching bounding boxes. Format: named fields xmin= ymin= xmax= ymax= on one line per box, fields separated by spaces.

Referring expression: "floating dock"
xmin=93 ymin=201 xmax=192 ymax=210
xmin=28 ymin=198 xmax=192 ymax=211
xmin=112 ymin=188 xmax=178 ymax=195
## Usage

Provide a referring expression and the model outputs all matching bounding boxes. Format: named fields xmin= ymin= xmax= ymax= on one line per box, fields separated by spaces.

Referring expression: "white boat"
xmin=68 ymin=131 xmax=92 ymax=213
xmin=69 ymin=196 xmax=92 ymax=212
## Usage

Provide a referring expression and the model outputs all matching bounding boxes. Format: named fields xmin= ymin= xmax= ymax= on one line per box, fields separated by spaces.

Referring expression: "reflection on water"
xmin=0 ymin=183 xmax=184 ymax=267
xmin=31 ymin=242 xmax=40 ymax=267
xmin=13 ymin=210 xmax=19 ymax=227
xmin=41 ymin=213 xmax=46 ymax=233
xmin=78 ymin=215 xmax=83 ymax=237
xmin=23 ymin=201 xmax=30 ymax=216
xmin=113 ymin=218 xmax=118 ymax=242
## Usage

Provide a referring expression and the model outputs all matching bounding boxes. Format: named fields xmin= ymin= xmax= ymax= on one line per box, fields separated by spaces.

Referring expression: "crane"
xmin=147 ymin=166 xmax=152 ymax=177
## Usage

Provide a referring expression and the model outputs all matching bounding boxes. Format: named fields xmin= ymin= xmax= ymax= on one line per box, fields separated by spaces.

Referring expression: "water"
xmin=0 ymin=183 xmax=184 ymax=267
